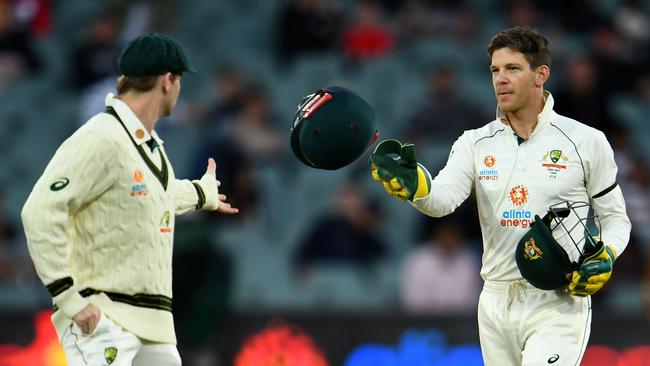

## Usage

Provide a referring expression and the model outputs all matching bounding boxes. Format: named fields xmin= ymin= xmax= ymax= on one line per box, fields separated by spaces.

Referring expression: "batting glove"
xmin=568 ymin=242 xmax=617 ymax=296
xmin=370 ymin=139 xmax=431 ymax=202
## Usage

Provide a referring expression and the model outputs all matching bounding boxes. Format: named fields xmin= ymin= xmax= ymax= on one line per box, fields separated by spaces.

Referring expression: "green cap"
xmin=515 ymin=215 xmax=574 ymax=290
xmin=117 ymin=32 xmax=196 ymax=77
xmin=291 ymin=86 xmax=378 ymax=170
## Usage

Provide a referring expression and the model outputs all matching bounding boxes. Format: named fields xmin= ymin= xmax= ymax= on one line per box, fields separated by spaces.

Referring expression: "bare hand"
xmin=72 ymin=304 xmax=101 ymax=335
xmin=206 ymin=157 xmax=216 ymax=176
xmin=216 ymin=193 xmax=239 ymax=215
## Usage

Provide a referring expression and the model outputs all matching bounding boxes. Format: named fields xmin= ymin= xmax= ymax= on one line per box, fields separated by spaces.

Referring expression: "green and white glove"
xmin=568 ymin=241 xmax=617 ymax=296
xmin=370 ymin=139 xmax=431 ymax=202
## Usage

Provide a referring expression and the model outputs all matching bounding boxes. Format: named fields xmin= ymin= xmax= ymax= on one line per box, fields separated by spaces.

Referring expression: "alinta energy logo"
xmin=501 ymin=184 xmax=533 ymax=229
xmin=130 ymin=168 xmax=149 ymax=197
xmin=479 ymin=155 xmax=498 ymax=181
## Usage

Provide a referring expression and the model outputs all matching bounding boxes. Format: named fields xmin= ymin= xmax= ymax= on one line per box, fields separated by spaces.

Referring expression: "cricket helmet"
xmin=290 ymin=87 xmax=378 ymax=170
xmin=516 ymin=201 xmax=602 ymax=290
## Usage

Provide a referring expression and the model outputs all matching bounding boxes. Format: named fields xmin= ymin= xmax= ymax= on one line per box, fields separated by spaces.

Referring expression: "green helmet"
xmin=290 ymin=87 xmax=378 ymax=170
xmin=516 ymin=201 xmax=602 ymax=290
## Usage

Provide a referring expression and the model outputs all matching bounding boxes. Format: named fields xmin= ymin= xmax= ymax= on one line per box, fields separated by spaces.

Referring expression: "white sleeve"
xmin=21 ymin=130 xmax=114 ymax=318
xmin=171 ymin=178 xmax=204 ymax=215
xmin=586 ymin=131 xmax=631 ymax=256
xmin=411 ymin=132 xmax=475 ymax=217
xmin=172 ymin=169 xmax=220 ymax=215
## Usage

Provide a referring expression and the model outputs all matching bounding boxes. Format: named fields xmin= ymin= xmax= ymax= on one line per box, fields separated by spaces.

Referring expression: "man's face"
xmin=490 ymin=47 xmax=539 ymax=114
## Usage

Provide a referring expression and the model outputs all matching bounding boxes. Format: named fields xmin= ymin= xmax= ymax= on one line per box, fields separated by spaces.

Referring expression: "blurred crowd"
xmin=1 ymin=0 xmax=650 ymax=356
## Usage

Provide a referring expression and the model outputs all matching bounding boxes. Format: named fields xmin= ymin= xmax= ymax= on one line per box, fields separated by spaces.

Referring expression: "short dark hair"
xmin=487 ymin=26 xmax=551 ymax=69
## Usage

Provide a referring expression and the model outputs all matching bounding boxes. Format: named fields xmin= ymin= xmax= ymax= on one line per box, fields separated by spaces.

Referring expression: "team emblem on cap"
xmin=523 ymin=238 xmax=543 ymax=260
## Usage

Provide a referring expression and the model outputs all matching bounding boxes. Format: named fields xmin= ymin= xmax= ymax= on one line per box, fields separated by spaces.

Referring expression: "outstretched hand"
xmin=216 ymin=193 xmax=239 ymax=215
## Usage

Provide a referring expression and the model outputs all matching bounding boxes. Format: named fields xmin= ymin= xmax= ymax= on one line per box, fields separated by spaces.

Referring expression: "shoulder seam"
xmin=474 ymin=127 xmax=505 ymax=146
xmin=549 ymin=122 xmax=586 ymax=186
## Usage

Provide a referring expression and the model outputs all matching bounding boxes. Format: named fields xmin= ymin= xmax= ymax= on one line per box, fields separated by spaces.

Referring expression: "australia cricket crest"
xmin=105 ymin=347 xmax=118 ymax=364
xmin=523 ymin=238 xmax=543 ymax=260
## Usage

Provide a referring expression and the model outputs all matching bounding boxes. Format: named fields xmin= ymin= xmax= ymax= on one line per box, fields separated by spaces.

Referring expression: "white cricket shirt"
xmin=412 ymin=92 xmax=631 ymax=282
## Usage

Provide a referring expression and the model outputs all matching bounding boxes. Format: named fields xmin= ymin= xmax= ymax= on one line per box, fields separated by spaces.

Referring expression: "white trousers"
xmin=60 ymin=312 xmax=181 ymax=366
xmin=478 ymin=280 xmax=591 ymax=366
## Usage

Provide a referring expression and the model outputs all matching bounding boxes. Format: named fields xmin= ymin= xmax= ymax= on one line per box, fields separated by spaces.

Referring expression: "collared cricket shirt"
xmin=412 ymin=92 xmax=630 ymax=282
xmin=22 ymin=93 xmax=208 ymax=344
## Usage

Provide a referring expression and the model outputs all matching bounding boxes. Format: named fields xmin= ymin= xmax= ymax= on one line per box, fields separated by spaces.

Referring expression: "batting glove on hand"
xmin=370 ymin=139 xmax=431 ymax=202
xmin=568 ymin=241 xmax=617 ymax=296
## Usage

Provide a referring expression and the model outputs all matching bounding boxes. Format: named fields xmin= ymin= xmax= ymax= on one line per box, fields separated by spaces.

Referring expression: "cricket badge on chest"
xmin=478 ymin=154 xmax=499 ymax=182
xmin=540 ymin=149 xmax=569 ymax=179
xmin=130 ymin=168 xmax=149 ymax=197
xmin=160 ymin=210 xmax=173 ymax=234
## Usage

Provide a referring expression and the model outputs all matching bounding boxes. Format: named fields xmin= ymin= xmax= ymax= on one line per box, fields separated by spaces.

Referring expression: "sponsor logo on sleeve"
xmin=547 ymin=354 xmax=560 ymax=363
xmin=500 ymin=184 xmax=533 ymax=228
xmin=50 ymin=178 xmax=70 ymax=191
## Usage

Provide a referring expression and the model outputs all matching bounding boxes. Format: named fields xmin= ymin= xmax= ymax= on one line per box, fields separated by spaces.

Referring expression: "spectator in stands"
xmin=536 ymin=0 xmax=606 ymax=34
xmin=403 ymin=64 xmax=487 ymax=146
xmin=505 ymin=0 xmax=538 ymax=28
xmin=293 ymin=180 xmax=387 ymax=273
xmin=202 ymin=64 xmax=247 ymax=132
xmin=400 ymin=216 xmax=481 ymax=314
xmin=554 ymin=54 xmax=616 ymax=134
xmin=0 ymin=189 xmax=18 ymax=285
xmin=70 ymin=12 xmax=120 ymax=91
xmin=619 ymin=158 xmax=650 ymax=253
xmin=193 ymin=84 xmax=285 ymax=222
xmin=397 ymin=0 xmax=474 ymax=40
xmin=11 ymin=0 xmax=52 ymax=37
xmin=276 ymin=0 xmax=342 ymax=64
xmin=590 ymin=23 xmax=643 ymax=94
xmin=341 ymin=0 xmax=394 ymax=63
xmin=190 ymin=65 xmax=247 ymax=186
xmin=0 ymin=0 xmax=41 ymax=94
xmin=110 ymin=0 xmax=177 ymax=41
xmin=612 ymin=0 xmax=650 ymax=49
xmin=70 ymin=11 xmax=124 ymax=121
xmin=226 ymin=86 xmax=285 ymax=162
